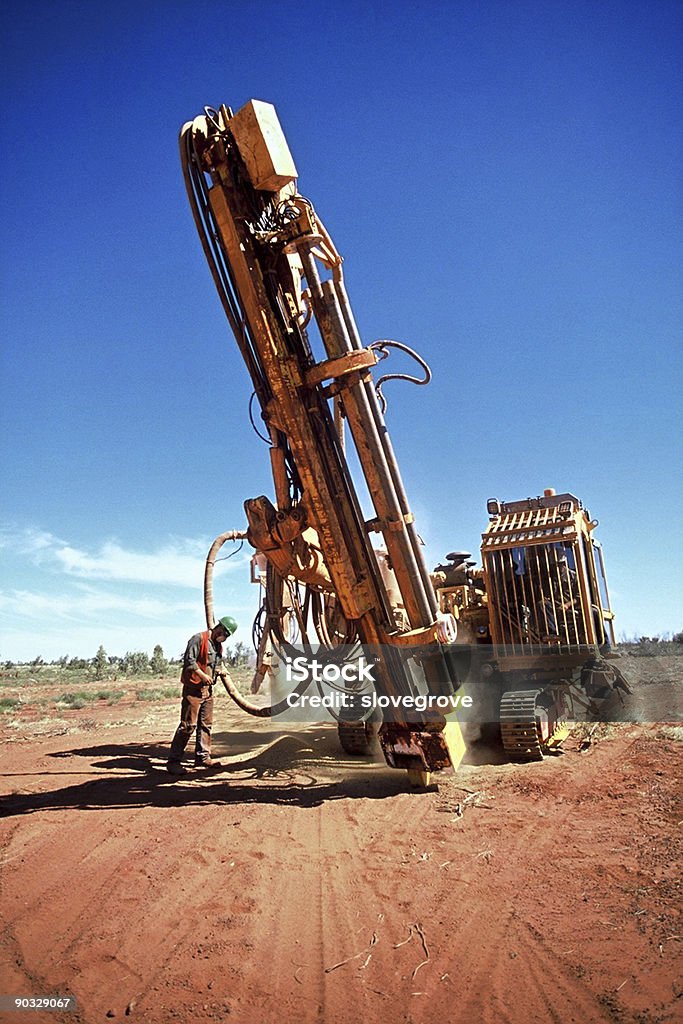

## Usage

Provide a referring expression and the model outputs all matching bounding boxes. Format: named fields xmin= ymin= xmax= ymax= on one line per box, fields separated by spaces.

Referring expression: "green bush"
xmin=136 ymin=686 xmax=178 ymax=702
xmin=57 ymin=692 xmax=90 ymax=709
xmin=150 ymin=645 xmax=169 ymax=676
xmin=0 ymin=696 xmax=22 ymax=713
xmin=123 ymin=651 xmax=151 ymax=675
xmin=94 ymin=689 xmax=124 ymax=704
xmin=57 ymin=690 xmax=125 ymax=708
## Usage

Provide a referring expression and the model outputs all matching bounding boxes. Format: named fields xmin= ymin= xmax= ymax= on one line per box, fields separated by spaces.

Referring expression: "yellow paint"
xmin=546 ymin=724 xmax=571 ymax=749
xmin=407 ymin=769 xmax=432 ymax=787
xmin=443 ymin=718 xmax=467 ymax=770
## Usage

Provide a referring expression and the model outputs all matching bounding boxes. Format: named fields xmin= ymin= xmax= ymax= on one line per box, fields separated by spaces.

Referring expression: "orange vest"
xmin=182 ymin=630 xmax=212 ymax=687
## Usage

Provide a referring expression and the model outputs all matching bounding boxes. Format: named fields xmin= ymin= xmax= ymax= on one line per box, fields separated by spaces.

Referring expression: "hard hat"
xmin=218 ymin=615 xmax=237 ymax=635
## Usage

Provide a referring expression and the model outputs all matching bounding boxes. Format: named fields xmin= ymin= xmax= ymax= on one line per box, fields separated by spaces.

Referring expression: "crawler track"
xmin=337 ymin=720 xmax=376 ymax=755
xmin=500 ymin=689 xmax=545 ymax=761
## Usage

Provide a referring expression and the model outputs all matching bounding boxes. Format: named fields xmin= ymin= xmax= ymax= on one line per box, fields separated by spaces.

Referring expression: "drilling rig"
xmin=180 ymin=99 xmax=464 ymax=783
xmin=180 ymin=98 xmax=629 ymax=780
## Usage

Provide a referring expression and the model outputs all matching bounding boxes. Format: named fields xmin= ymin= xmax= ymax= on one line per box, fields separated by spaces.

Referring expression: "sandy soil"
xmin=0 ymin=671 xmax=681 ymax=1024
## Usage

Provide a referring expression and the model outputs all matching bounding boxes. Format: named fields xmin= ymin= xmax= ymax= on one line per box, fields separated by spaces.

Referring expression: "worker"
xmin=166 ymin=615 xmax=237 ymax=775
xmin=541 ymin=547 xmax=579 ymax=641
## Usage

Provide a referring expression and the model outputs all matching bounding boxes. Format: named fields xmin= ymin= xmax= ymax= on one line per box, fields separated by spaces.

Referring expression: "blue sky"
xmin=1 ymin=0 xmax=681 ymax=661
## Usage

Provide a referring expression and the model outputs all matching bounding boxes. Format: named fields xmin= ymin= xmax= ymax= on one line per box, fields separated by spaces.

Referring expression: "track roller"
xmin=500 ymin=690 xmax=545 ymax=762
xmin=337 ymin=720 xmax=377 ymax=756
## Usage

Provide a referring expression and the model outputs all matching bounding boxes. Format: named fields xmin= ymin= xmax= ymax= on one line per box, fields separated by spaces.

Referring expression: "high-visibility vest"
xmin=182 ymin=631 xmax=218 ymax=687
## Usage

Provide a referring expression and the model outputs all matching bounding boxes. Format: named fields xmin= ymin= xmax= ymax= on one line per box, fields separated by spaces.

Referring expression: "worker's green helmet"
xmin=218 ymin=615 xmax=237 ymax=636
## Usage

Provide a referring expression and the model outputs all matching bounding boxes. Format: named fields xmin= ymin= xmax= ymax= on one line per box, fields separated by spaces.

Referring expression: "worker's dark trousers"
xmin=168 ymin=684 xmax=214 ymax=765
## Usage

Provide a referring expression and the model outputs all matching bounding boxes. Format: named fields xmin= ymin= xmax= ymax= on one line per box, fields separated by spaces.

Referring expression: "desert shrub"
xmin=57 ymin=690 xmax=124 ymax=708
xmin=136 ymin=686 xmax=178 ymax=702
xmin=57 ymin=692 xmax=90 ymax=709
xmin=94 ymin=689 xmax=124 ymax=704
xmin=617 ymin=637 xmax=683 ymax=657
xmin=0 ymin=696 xmax=22 ymax=712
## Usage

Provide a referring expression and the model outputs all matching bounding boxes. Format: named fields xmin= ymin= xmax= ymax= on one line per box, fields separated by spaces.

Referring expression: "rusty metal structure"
xmin=482 ymin=491 xmax=614 ymax=653
xmin=180 ymin=99 xmax=463 ymax=782
xmin=432 ymin=488 xmax=629 ymax=761
xmin=179 ymin=98 xmax=628 ymax=778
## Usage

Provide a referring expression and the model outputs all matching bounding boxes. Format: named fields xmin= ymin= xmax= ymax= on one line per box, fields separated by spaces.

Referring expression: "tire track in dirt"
xmin=453 ymin=909 xmax=609 ymax=1024
xmin=189 ymin=794 xmax=392 ymax=1023
xmin=1 ymin=786 xmax=260 ymax=1018
xmin=76 ymin=801 xmax=269 ymax=1018
xmin=318 ymin=792 xmax=604 ymax=1024
xmin=1 ymin=719 xmax=680 ymax=1023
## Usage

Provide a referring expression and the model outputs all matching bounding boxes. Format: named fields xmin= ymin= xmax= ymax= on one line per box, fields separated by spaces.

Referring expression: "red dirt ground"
xmin=1 ymin=689 xmax=681 ymax=1024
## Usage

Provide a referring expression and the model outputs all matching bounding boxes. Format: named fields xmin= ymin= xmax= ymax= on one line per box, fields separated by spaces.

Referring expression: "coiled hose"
xmin=203 ymin=530 xmax=311 ymax=717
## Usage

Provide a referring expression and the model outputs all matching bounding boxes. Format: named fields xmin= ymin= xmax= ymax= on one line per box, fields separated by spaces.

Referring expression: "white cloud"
xmin=0 ymin=586 xmax=197 ymax=622
xmin=0 ymin=525 xmax=64 ymax=555
xmin=0 ymin=584 xmax=259 ymax=662
xmin=2 ymin=527 xmax=249 ymax=588
xmin=52 ymin=540 xmax=209 ymax=587
xmin=0 ymin=526 xmax=258 ymax=660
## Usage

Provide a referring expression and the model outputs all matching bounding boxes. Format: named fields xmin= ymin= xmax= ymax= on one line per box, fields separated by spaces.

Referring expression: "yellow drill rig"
xmin=180 ymin=99 xmax=464 ymax=783
xmin=433 ymin=488 xmax=630 ymax=761
xmin=180 ymin=99 xmax=628 ymax=779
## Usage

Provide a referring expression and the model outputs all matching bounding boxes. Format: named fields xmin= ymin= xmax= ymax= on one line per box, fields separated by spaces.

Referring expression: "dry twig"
xmin=411 ymin=923 xmax=431 ymax=979
xmin=325 ymin=932 xmax=378 ymax=973
xmin=391 ymin=924 xmax=431 ymax=979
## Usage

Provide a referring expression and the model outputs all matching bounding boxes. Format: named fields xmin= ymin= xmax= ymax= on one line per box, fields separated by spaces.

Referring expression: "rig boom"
xmin=180 ymin=99 xmax=463 ymax=776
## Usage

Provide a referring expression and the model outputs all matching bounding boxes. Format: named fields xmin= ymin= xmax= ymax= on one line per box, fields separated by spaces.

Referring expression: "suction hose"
xmin=204 ymin=530 xmax=312 ymax=717
xmin=203 ymin=530 xmax=248 ymax=629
